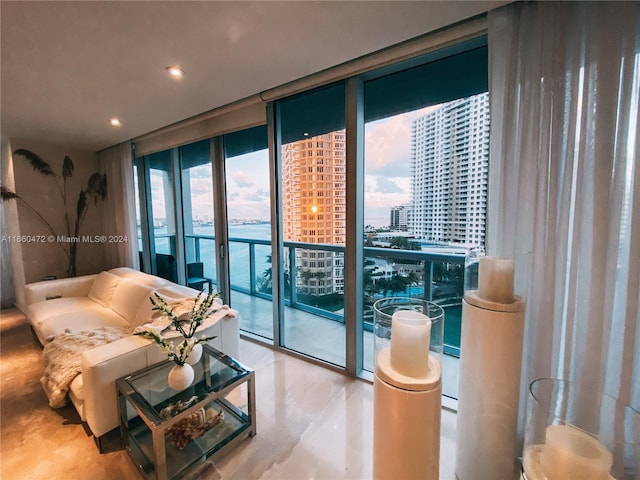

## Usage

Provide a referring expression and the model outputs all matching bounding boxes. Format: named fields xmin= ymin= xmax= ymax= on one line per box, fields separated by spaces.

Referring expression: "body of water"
xmin=153 ymin=223 xmax=272 ymax=289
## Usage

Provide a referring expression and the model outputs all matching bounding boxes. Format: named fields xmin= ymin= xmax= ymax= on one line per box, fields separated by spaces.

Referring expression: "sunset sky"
xmin=150 ymin=104 xmax=438 ymax=228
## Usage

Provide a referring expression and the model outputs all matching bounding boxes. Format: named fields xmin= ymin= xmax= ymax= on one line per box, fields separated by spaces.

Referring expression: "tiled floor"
xmin=218 ymin=338 xmax=460 ymax=480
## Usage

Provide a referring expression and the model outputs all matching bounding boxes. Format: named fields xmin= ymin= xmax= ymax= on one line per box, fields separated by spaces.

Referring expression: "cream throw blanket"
xmin=134 ymin=298 xmax=236 ymax=338
xmin=40 ymin=326 xmax=128 ymax=408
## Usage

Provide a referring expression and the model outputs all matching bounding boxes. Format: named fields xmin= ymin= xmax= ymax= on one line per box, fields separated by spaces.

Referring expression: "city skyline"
xmin=149 ymin=97 xmax=487 ymax=239
xmin=150 ymin=104 xmax=438 ymax=227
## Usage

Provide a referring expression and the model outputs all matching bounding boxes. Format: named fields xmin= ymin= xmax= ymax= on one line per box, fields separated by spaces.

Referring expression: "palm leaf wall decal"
xmin=62 ymin=155 xmax=74 ymax=179
xmin=1 ymin=184 xmax=64 ymax=253
xmin=76 ymin=189 xmax=87 ymax=220
xmin=13 ymin=149 xmax=54 ymax=176
xmin=86 ymin=173 xmax=108 ymax=204
xmin=4 ymin=149 xmax=108 ymax=277
xmin=0 ymin=185 xmax=19 ymax=200
xmin=86 ymin=172 xmax=102 ymax=194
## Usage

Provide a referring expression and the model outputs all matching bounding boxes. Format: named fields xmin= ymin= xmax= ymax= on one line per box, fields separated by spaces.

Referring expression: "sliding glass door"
xmin=138 ymin=141 xmax=216 ymax=289
xmin=147 ymin=150 xmax=178 ymax=282
xmin=179 ymin=140 xmax=217 ymax=293
xmin=223 ymin=126 xmax=272 ymax=339
xmin=277 ymin=83 xmax=347 ymax=367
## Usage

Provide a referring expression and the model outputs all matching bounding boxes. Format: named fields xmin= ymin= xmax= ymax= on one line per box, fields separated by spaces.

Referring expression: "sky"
xmin=363 ymin=105 xmax=437 ymax=226
xmin=149 ymin=104 xmax=439 ymax=228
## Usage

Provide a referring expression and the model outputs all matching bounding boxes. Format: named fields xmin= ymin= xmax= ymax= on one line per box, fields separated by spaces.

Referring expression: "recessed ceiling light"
xmin=109 ymin=118 xmax=121 ymax=127
xmin=166 ymin=66 xmax=185 ymax=78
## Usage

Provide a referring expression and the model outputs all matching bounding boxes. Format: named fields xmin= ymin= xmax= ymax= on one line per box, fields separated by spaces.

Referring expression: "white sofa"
xmin=24 ymin=267 xmax=239 ymax=449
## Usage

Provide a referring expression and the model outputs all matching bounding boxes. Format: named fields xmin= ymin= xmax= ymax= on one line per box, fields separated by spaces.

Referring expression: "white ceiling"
xmin=1 ymin=1 xmax=506 ymax=152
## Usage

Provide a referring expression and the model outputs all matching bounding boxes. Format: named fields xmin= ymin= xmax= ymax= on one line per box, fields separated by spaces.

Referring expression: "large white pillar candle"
xmin=478 ymin=256 xmax=515 ymax=304
xmin=389 ymin=310 xmax=431 ymax=377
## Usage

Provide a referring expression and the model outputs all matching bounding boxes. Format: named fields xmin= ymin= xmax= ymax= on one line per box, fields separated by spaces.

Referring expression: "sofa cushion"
xmin=157 ymin=284 xmax=199 ymax=299
xmin=29 ymin=297 xmax=100 ymax=326
xmin=35 ymin=308 xmax=129 ymax=342
xmin=135 ymin=275 xmax=170 ymax=289
xmin=108 ymin=267 xmax=147 ymax=279
xmin=110 ymin=279 xmax=153 ymax=323
xmin=88 ymin=271 xmax=121 ymax=307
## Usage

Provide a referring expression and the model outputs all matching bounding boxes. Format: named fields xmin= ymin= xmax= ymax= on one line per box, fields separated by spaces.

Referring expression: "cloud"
xmin=187 ymin=177 xmax=213 ymax=197
xmin=365 ymin=116 xmax=412 ymax=173
xmin=231 ymin=170 xmax=255 ymax=188
xmin=374 ymin=161 xmax=410 ymax=178
xmin=375 ymin=176 xmax=403 ymax=194
xmin=187 ymin=166 xmax=212 ymax=179
xmin=244 ymin=189 xmax=270 ymax=202
xmin=364 ymin=104 xmax=440 ymax=175
xmin=364 ymin=175 xmax=411 ymax=208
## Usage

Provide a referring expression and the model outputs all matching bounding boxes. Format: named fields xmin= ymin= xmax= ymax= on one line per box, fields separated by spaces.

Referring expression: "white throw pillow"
xmin=110 ymin=279 xmax=153 ymax=322
xmin=88 ymin=271 xmax=121 ymax=307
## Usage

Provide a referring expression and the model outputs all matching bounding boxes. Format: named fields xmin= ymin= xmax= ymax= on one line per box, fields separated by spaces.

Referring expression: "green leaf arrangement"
xmin=134 ymin=290 xmax=219 ymax=366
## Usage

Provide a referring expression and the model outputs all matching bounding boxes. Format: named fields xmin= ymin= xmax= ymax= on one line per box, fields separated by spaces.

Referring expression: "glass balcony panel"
xmin=224 ymin=126 xmax=272 ymax=340
xmin=148 ymin=150 xmax=177 ymax=282
xmin=229 ymin=241 xmax=251 ymax=292
xmin=282 ymin=244 xmax=346 ymax=366
xmin=180 ymin=140 xmax=216 ymax=292
xmin=279 ymin=82 xmax=346 ymax=367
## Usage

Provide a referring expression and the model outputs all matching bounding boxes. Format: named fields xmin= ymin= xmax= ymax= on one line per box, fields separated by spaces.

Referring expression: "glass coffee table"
xmin=116 ymin=344 xmax=256 ymax=480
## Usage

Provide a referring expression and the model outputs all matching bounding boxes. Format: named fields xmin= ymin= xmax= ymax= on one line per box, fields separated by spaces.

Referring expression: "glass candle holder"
xmin=373 ymin=297 xmax=443 ymax=389
xmin=523 ymin=378 xmax=640 ymax=480
xmin=464 ymin=247 xmax=484 ymax=294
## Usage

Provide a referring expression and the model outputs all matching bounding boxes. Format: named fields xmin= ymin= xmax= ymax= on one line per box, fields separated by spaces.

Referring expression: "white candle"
xmin=540 ymin=425 xmax=612 ymax=480
xmin=389 ymin=310 xmax=431 ymax=377
xmin=478 ymin=256 xmax=515 ymax=304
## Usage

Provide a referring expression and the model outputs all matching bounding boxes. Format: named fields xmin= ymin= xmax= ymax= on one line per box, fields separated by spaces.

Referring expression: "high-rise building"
xmin=390 ymin=205 xmax=411 ymax=231
xmin=281 ymin=131 xmax=346 ymax=295
xmin=409 ymin=93 xmax=489 ymax=247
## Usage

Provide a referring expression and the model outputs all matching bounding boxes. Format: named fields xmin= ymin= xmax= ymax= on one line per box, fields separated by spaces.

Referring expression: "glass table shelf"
xmin=117 ymin=344 xmax=256 ymax=480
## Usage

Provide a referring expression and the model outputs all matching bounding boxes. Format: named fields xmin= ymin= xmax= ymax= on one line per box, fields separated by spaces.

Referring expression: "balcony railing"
xmin=176 ymin=233 xmax=466 ymax=357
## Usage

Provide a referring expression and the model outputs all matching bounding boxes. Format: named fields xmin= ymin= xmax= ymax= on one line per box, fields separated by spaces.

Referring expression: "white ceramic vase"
xmin=168 ymin=363 xmax=194 ymax=390
xmin=186 ymin=342 xmax=203 ymax=365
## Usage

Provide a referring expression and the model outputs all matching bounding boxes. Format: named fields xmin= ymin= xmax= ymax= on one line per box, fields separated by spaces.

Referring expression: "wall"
xmin=6 ymin=139 xmax=107 ymax=295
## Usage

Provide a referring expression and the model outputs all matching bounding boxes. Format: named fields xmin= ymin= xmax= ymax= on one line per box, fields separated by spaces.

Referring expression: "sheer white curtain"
xmin=98 ymin=142 xmax=139 ymax=270
xmin=488 ymin=0 xmax=640 ymax=419
xmin=1 ymin=137 xmax=16 ymax=307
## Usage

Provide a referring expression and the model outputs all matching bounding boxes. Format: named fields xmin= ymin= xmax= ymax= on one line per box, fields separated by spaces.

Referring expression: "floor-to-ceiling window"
xmin=361 ymin=39 xmax=489 ymax=398
xmin=133 ymin=163 xmax=143 ymax=262
xmin=133 ymin=29 xmax=489 ymax=401
xmin=277 ymin=82 xmax=347 ymax=367
xmin=137 ymin=140 xmax=216 ymax=288
xmin=147 ymin=150 xmax=178 ymax=282
xmin=223 ymin=126 xmax=272 ymax=340
xmin=179 ymin=140 xmax=217 ymax=291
